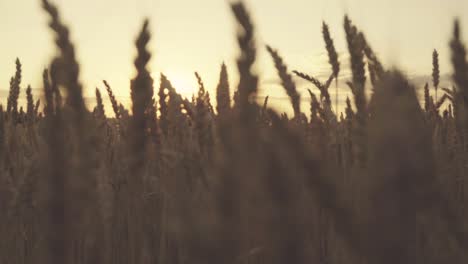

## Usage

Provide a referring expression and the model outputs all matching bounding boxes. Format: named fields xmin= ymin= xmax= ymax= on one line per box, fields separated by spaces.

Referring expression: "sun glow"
xmin=152 ymin=70 xmax=198 ymax=99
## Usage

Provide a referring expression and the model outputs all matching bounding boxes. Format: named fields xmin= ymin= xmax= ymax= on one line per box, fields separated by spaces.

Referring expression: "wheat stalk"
xmin=433 ymin=49 xmax=440 ymax=101
xmin=231 ymin=2 xmax=258 ymax=116
xmin=266 ymin=45 xmax=301 ymax=118
xmin=103 ymin=80 xmax=121 ymax=119
xmin=216 ymin=63 xmax=231 ymax=116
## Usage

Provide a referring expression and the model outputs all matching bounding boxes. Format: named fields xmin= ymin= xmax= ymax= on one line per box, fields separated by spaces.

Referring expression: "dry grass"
xmin=0 ymin=1 xmax=467 ymax=264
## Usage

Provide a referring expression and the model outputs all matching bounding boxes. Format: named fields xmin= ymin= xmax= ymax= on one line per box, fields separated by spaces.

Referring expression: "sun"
xmin=152 ymin=70 xmax=198 ymax=99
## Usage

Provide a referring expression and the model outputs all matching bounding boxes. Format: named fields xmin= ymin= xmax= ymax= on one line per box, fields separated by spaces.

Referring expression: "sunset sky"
xmin=0 ymin=0 xmax=467 ymax=114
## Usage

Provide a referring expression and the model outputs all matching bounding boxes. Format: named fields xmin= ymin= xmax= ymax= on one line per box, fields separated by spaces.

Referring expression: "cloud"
xmin=408 ymin=73 xmax=452 ymax=90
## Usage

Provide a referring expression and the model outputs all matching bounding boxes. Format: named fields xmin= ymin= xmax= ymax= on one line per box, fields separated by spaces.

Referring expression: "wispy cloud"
xmin=408 ymin=73 xmax=452 ymax=90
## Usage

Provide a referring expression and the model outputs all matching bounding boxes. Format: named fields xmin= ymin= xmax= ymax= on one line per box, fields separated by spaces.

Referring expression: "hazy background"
xmin=0 ymin=0 xmax=466 ymax=114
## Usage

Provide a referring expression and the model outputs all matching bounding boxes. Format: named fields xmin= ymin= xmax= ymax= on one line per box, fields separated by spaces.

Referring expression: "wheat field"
xmin=1 ymin=0 xmax=468 ymax=263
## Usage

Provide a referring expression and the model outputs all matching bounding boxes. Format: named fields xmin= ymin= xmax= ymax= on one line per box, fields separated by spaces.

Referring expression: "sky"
xmin=0 ymin=0 xmax=467 ymax=114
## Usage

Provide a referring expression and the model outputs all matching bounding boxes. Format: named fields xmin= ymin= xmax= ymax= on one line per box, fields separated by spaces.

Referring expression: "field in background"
xmin=1 ymin=1 xmax=468 ymax=264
